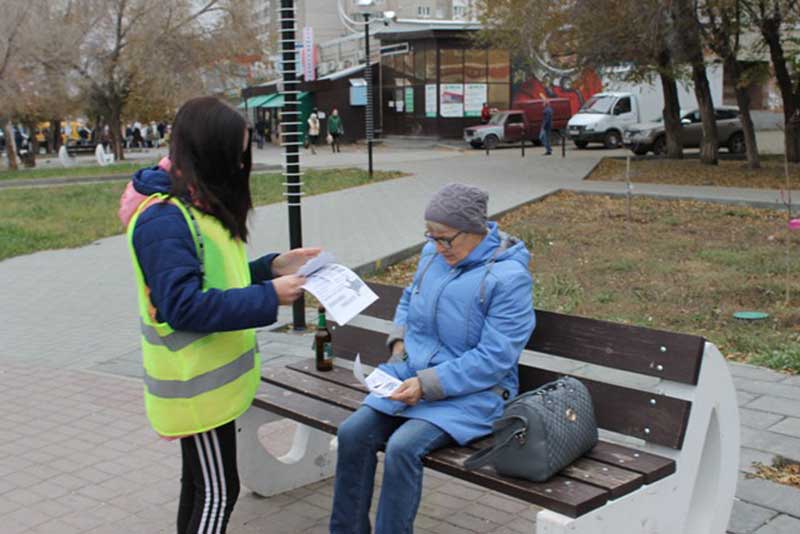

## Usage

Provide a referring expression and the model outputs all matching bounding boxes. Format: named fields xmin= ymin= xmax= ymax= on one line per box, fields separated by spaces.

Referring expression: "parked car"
xmin=463 ymin=98 xmax=571 ymax=150
xmin=623 ymin=107 xmax=745 ymax=155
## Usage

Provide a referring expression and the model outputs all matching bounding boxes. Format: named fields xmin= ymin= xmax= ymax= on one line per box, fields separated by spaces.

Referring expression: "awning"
xmin=261 ymin=92 xmax=309 ymax=108
xmin=238 ymin=94 xmax=275 ymax=109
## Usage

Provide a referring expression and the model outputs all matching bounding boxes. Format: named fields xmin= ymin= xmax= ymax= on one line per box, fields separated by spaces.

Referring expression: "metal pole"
xmin=364 ymin=13 xmax=373 ymax=178
xmin=280 ymin=0 xmax=306 ymax=330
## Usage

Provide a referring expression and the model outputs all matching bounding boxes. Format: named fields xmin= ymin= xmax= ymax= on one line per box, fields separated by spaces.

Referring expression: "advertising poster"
xmin=439 ymin=84 xmax=464 ymax=117
xmin=425 ymin=84 xmax=437 ymax=117
xmin=302 ymin=27 xmax=315 ymax=81
xmin=405 ymin=87 xmax=414 ymax=113
xmin=464 ymin=83 xmax=487 ymax=117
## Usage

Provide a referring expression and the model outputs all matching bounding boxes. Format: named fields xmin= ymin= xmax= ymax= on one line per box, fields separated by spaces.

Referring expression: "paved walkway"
xmin=0 ymin=143 xmax=799 ymax=533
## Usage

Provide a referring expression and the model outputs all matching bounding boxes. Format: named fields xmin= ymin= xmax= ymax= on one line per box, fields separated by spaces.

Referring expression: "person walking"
xmin=255 ymin=117 xmax=266 ymax=150
xmin=120 ymin=96 xmax=319 ymax=534
xmin=480 ymin=102 xmax=491 ymax=124
xmin=306 ymin=109 xmax=320 ymax=155
xmin=540 ymin=98 xmax=553 ymax=156
xmin=328 ymin=108 xmax=343 ymax=153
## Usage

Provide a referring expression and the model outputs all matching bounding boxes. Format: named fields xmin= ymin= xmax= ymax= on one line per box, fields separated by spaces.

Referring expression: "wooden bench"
xmin=66 ymin=143 xmax=97 ymax=156
xmin=237 ymin=282 xmax=740 ymax=533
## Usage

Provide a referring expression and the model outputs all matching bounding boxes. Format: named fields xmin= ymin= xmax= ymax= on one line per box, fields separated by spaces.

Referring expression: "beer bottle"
xmin=315 ymin=306 xmax=333 ymax=371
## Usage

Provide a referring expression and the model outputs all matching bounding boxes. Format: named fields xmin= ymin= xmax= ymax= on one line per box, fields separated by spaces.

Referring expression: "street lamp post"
xmin=363 ymin=11 xmax=373 ymax=178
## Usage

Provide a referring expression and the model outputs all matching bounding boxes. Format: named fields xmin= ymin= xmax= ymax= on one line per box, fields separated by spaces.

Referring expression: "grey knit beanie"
xmin=424 ymin=183 xmax=488 ymax=234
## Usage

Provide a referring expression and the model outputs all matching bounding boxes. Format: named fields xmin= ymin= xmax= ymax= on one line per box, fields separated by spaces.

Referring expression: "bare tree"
xmin=669 ymin=0 xmax=720 ymax=165
xmin=742 ymin=0 xmax=800 ymax=162
xmin=702 ymin=0 xmax=762 ymax=168
xmin=62 ymin=0 xmax=261 ymax=161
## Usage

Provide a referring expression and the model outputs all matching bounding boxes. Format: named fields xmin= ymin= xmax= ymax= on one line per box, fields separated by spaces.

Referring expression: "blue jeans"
xmin=540 ymin=128 xmax=552 ymax=153
xmin=330 ymin=406 xmax=453 ymax=534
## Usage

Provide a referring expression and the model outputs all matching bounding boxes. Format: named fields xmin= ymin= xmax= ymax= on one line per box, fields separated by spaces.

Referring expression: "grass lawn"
xmin=369 ymin=192 xmax=800 ymax=373
xmin=588 ymin=155 xmax=800 ymax=189
xmin=0 ymin=167 xmax=404 ymax=261
xmin=0 ymin=160 xmax=157 ymax=181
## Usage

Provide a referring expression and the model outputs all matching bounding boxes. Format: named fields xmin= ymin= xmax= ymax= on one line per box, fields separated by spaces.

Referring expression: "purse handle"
xmin=463 ymin=415 xmax=528 ymax=471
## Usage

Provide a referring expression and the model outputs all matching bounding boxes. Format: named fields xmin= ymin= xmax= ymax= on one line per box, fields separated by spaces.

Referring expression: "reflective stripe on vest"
xmin=140 ymin=320 xmax=209 ymax=352
xmin=144 ymin=348 xmax=256 ymax=399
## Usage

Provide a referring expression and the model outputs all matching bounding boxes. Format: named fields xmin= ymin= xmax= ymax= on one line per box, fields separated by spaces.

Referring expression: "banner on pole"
xmin=302 ymin=27 xmax=315 ymax=81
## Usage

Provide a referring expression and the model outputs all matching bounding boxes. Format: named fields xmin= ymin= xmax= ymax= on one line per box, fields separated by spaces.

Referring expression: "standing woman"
xmin=328 ymin=108 xmax=343 ymax=153
xmin=123 ymin=96 xmax=318 ymax=533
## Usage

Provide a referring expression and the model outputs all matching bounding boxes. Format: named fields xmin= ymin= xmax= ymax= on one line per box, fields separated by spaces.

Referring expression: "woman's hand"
xmin=272 ymin=247 xmax=322 ymax=276
xmin=272 ymin=274 xmax=307 ymax=305
xmin=389 ymin=377 xmax=423 ymax=406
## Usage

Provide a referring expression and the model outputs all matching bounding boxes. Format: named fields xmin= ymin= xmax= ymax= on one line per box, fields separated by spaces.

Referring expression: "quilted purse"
xmin=464 ymin=376 xmax=598 ymax=482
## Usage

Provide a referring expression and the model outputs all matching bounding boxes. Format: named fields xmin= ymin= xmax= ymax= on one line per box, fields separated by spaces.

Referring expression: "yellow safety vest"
xmin=127 ymin=193 xmax=260 ymax=436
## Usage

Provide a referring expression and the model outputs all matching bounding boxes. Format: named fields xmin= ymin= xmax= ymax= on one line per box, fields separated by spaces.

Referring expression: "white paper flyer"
xmin=298 ymin=252 xmax=378 ymax=326
xmin=353 ymin=354 xmax=402 ymax=397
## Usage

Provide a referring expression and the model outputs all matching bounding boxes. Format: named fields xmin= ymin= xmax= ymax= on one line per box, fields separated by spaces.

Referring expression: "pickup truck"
xmin=463 ymin=99 xmax=571 ymax=150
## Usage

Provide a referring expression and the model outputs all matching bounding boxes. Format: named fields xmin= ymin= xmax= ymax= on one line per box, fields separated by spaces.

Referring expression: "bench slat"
xmin=518 ymin=367 xmax=692 ymax=450
xmin=364 ymin=282 xmax=705 ymax=385
xmin=529 ymin=311 xmax=705 ymax=385
xmin=286 ymin=360 xmax=368 ymax=393
xmin=330 ymin=324 xmax=389 ymax=368
xmin=584 ymin=441 xmax=676 ymax=484
xmin=262 ymin=366 xmax=366 ymax=411
xmin=426 ymin=446 xmax=609 ymax=518
xmin=253 ymin=383 xmax=350 ymax=435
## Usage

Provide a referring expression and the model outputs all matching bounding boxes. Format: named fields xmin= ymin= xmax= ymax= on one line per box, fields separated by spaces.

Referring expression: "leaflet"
xmin=353 ymin=354 xmax=402 ymax=398
xmin=298 ymin=252 xmax=378 ymax=326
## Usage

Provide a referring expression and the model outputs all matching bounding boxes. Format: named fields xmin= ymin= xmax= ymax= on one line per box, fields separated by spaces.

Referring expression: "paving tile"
xmin=736 ymin=472 xmax=800 ymax=517
xmin=739 ymin=408 xmax=785 ymax=430
xmin=734 ymin=378 xmax=800 ymax=401
xmin=745 ymin=396 xmax=800 ymax=419
xmin=753 ymin=514 xmax=800 ymax=534
xmin=730 ymin=364 xmax=788 ymax=383
xmin=740 ymin=427 xmax=800 ymax=460
xmin=768 ymin=417 xmax=800 ymax=439
xmin=739 ymin=447 xmax=778 ymax=474
xmin=727 ymin=499 xmax=778 ymax=534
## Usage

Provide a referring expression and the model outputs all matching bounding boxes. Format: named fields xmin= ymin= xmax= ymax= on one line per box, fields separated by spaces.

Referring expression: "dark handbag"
xmin=464 ymin=376 xmax=598 ymax=482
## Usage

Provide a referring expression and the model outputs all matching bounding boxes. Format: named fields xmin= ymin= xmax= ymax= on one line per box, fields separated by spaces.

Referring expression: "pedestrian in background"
xmin=327 ymin=108 xmax=343 ymax=153
xmin=480 ymin=102 xmax=491 ymax=124
xmin=540 ymin=98 xmax=553 ymax=156
xmin=306 ymin=109 xmax=320 ymax=155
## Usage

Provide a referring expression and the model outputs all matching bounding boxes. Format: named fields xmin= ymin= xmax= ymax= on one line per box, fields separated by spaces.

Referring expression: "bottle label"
xmin=323 ymin=342 xmax=333 ymax=362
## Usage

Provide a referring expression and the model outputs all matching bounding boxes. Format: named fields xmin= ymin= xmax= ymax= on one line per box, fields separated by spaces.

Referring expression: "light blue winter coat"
xmin=364 ymin=222 xmax=536 ymax=445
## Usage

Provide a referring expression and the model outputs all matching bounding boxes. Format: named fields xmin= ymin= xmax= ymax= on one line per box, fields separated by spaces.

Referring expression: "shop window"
xmin=441 ymin=48 xmax=464 ymax=84
xmin=425 ymin=48 xmax=437 ymax=81
xmin=488 ymin=49 xmax=510 ymax=84
xmin=488 ymin=84 xmax=510 ymax=110
xmin=414 ymin=49 xmax=426 ymax=84
xmin=465 ymin=49 xmax=487 ymax=83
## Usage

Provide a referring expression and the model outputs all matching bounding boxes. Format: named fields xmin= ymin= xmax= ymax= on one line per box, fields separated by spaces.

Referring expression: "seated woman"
xmin=329 ymin=183 xmax=536 ymax=534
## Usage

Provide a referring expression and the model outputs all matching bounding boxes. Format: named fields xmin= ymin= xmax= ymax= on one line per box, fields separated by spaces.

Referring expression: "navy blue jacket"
xmin=131 ymin=167 xmax=280 ymax=333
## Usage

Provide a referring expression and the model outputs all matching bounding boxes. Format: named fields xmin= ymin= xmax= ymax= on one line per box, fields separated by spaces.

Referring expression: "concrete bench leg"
xmin=536 ymin=342 xmax=740 ymax=534
xmin=236 ymin=406 xmax=337 ymax=497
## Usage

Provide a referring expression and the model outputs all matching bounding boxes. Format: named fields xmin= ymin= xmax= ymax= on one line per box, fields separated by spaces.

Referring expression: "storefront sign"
xmin=425 ymin=84 xmax=437 ymax=117
xmin=405 ymin=87 xmax=414 ymax=113
xmin=464 ymin=84 xmax=487 ymax=117
xmin=440 ymin=84 xmax=464 ymax=117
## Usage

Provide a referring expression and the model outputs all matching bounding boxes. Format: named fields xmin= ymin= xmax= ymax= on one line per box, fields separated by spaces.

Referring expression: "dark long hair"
xmin=169 ymin=96 xmax=253 ymax=241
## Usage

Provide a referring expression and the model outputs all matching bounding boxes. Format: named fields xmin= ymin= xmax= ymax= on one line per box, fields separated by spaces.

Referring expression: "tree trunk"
xmin=109 ymin=106 xmax=124 ymax=161
xmin=51 ymin=118 xmax=62 ymax=152
xmin=659 ymin=69 xmax=683 ymax=158
xmin=760 ymin=19 xmax=800 ymax=162
xmin=4 ymin=121 xmax=18 ymax=170
xmin=692 ymin=62 xmax=719 ymax=165
xmin=726 ymin=58 xmax=760 ymax=169
xmin=24 ymin=120 xmax=38 ymax=168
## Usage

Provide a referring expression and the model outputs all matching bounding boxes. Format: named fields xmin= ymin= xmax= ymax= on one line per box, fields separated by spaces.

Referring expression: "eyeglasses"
xmin=424 ymin=231 xmax=463 ymax=250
